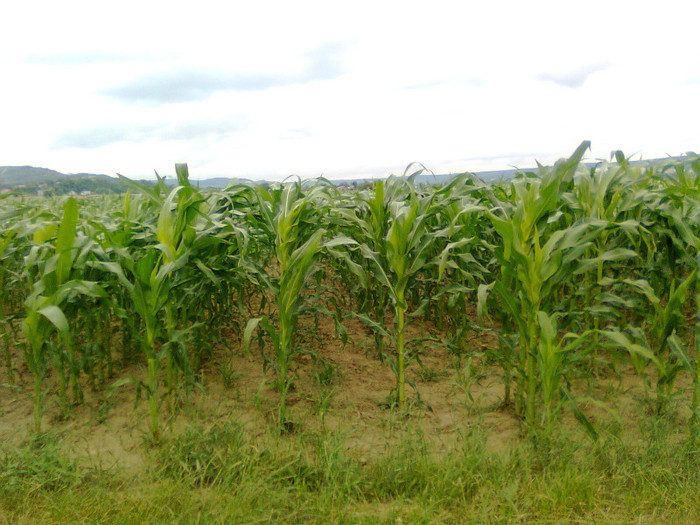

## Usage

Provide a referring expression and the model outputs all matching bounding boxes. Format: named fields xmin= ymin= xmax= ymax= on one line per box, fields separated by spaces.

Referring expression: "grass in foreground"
xmin=1 ymin=418 xmax=698 ymax=525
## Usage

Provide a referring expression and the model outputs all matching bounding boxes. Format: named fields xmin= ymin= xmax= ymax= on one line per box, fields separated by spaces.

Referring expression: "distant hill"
xmin=0 ymin=166 xmax=67 ymax=185
xmin=1 ymin=155 xmax=695 ymax=195
xmin=0 ymin=166 xmax=250 ymax=194
xmin=0 ymin=166 xmax=128 ymax=195
xmin=0 ymin=165 xmax=503 ymax=193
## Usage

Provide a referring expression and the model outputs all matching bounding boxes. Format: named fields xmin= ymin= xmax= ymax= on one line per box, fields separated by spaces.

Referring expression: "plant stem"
xmin=148 ymin=357 xmax=160 ymax=442
xmin=396 ymin=300 xmax=406 ymax=412
xmin=145 ymin=324 xmax=160 ymax=442
xmin=33 ymin=357 xmax=43 ymax=434
xmin=525 ymin=310 xmax=538 ymax=431
xmin=1 ymin=322 xmax=13 ymax=385
xmin=692 ymin=255 xmax=700 ymax=441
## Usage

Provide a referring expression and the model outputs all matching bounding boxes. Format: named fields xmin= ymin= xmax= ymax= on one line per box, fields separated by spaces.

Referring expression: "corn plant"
xmin=167 ymin=187 xmax=253 ymax=370
xmin=94 ymin=165 xmax=212 ymax=441
xmin=560 ymin=155 xmax=647 ymax=356
xmin=482 ymin=142 xmax=633 ymax=436
xmin=651 ymin=173 xmax=700 ymax=432
xmin=348 ymin=178 xmax=393 ymax=355
xmin=21 ymin=198 xmax=106 ymax=432
xmin=244 ymin=179 xmax=352 ymax=428
xmin=341 ymin=172 xmax=471 ymax=412
xmin=95 ymin=249 xmax=168 ymax=440
xmin=428 ymin=175 xmax=494 ymax=358
xmin=0 ymin=226 xmax=20 ymax=383
xmin=601 ymin=270 xmax=696 ymax=414
xmin=4 ymin=146 xmax=700 ymax=445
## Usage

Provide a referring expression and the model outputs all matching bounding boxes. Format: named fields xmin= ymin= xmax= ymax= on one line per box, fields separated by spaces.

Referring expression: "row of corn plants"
xmin=1 ymin=147 xmax=699 ymax=442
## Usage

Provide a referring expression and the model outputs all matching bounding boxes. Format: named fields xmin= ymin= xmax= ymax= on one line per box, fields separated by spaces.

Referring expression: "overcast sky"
xmin=1 ymin=1 xmax=698 ymax=180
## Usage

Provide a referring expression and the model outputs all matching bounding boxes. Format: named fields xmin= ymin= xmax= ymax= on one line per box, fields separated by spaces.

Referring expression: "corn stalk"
xmin=483 ymin=142 xmax=629 ymax=436
xmin=244 ymin=179 xmax=352 ymax=429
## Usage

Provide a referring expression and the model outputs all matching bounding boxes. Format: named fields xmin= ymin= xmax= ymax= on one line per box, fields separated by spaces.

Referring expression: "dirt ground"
xmin=0 ymin=310 xmax=685 ymax=473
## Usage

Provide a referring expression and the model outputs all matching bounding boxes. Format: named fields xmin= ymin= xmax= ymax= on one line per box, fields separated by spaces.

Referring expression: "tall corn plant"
xmin=482 ymin=142 xmax=632 ymax=436
xmin=0 ymin=224 xmax=20 ymax=384
xmin=95 ymin=165 xmax=209 ymax=441
xmin=1 ymin=203 xmax=49 ymax=387
xmin=667 ymin=160 xmax=700 ymax=439
xmin=153 ymin=164 xmax=209 ymax=397
xmin=341 ymin=172 xmax=468 ymax=412
xmin=21 ymin=198 xmax=106 ymax=433
xmin=244 ymin=179 xmax=351 ymax=429
xmin=600 ymin=271 xmax=696 ymax=416
xmin=345 ymin=178 xmax=393 ymax=355
xmin=426 ymin=175 xmax=495 ymax=357
xmin=595 ymin=157 xmax=700 ymax=423
xmin=645 ymin=160 xmax=700 ymax=432
xmin=168 ymin=184 xmax=253 ymax=370
xmin=560 ymin=156 xmax=646 ymax=348
xmin=94 ymin=249 xmax=169 ymax=441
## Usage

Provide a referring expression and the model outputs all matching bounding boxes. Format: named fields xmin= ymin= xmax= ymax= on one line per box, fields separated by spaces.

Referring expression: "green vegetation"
xmin=0 ymin=166 xmax=128 ymax=195
xmin=1 ymin=144 xmax=700 ymax=522
xmin=0 ymin=422 xmax=697 ymax=524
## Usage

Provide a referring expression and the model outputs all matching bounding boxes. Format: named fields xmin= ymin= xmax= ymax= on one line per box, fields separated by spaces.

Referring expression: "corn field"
xmin=1 ymin=143 xmax=699 ymax=442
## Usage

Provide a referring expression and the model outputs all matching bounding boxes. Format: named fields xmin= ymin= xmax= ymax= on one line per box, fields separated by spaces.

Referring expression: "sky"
xmin=1 ymin=0 xmax=699 ymax=181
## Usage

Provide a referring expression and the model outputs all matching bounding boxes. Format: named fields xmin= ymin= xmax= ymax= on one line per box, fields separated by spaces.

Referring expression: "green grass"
xmin=1 ymin=421 xmax=698 ymax=524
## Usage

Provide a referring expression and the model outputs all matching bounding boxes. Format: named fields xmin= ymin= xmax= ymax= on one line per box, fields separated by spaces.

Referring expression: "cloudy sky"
xmin=1 ymin=1 xmax=698 ymax=180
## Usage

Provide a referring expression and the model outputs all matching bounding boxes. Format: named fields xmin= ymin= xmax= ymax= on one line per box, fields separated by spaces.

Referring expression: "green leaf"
xmin=573 ymin=248 xmax=637 ymax=274
xmin=601 ymin=329 xmax=660 ymax=367
xmin=560 ymin=387 xmax=598 ymax=441
xmin=194 ymin=259 xmax=220 ymax=285
xmin=175 ymin=163 xmax=191 ymax=187
xmin=668 ymin=333 xmax=694 ymax=373
xmin=117 ymin=173 xmax=164 ymax=204
xmin=354 ymin=313 xmax=391 ymax=339
xmin=323 ymin=235 xmax=357 ymax=249
xmin=55 ymin=279 xmax=108 ymax=304
xmin=437 ymin=237 xmax=473 ymax=281
xmin=537 ymin=311 xmax=557 ymax=343
xmin=38 ymin=305 xmax=69 ymax=334
xmin=33 ymin=223 xmax=57 ymax=244
xmin=243 ymin=317 xmax=263 ymax=354
xmin=54 ymin=198 xmax=79 ymax=286
xmin=476 ymin=282 xmax=494 ymax=318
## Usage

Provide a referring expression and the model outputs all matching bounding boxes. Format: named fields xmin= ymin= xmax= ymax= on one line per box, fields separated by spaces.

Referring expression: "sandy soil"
xmin=0 ymin=308 xmax=690 ymax=473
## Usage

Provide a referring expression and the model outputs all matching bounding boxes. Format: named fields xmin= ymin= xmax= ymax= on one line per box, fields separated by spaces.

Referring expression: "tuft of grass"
xmin=0 ymin=433 xmax=82 ymax=496
xmin=216 ymin=359 xmax=241 ymax=390
xmin=155 ymin=421 xmax=247 ymax=487
xmin=1 ymin=421 xmax=699 ymax=524
xmin=312 ymin=355 xmax=338 ymax=387
xmin=414 ymin=366 xmax=448 ymax=383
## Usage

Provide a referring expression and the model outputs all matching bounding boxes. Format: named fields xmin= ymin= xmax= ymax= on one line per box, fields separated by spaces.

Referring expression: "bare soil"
xmin=0 ymin=310 xmax=690 ymax=473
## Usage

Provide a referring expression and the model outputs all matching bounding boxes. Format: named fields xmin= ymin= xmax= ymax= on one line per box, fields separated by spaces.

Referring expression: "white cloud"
xmin=0 ymin=0 xmax=698 ymax=179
